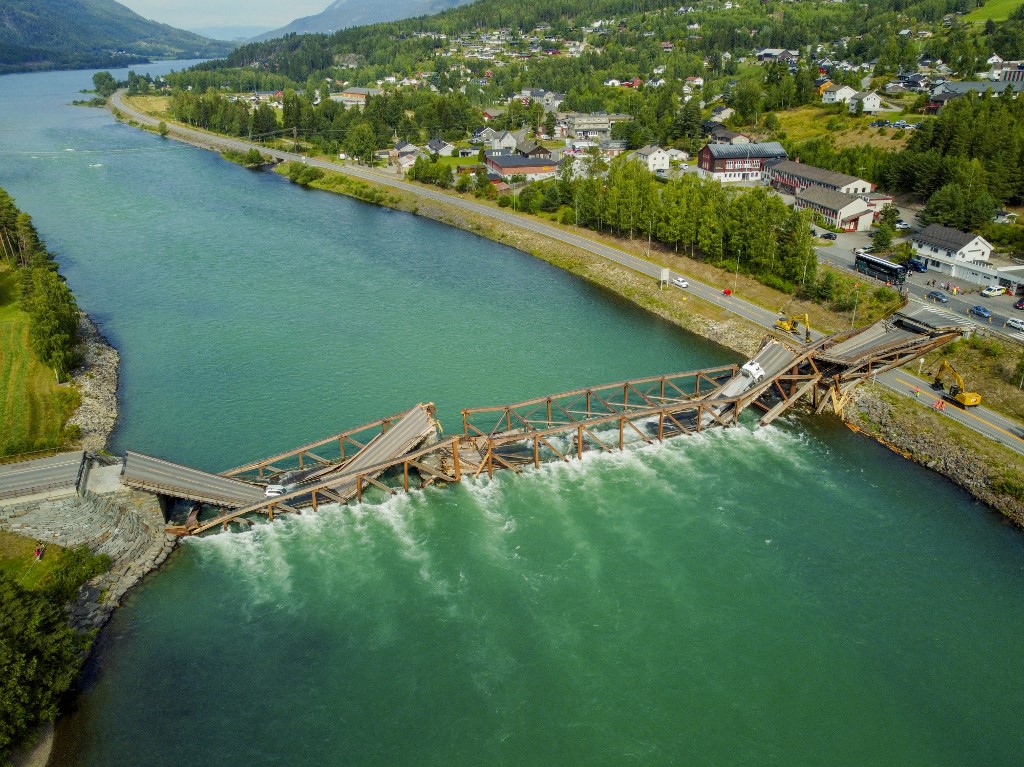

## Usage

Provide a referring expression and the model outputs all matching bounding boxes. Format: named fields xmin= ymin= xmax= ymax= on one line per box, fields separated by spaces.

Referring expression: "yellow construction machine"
xmin=775 ymin=314 xmax=812 ymax=342
xmin=932 ymin=360 xmax=981 ymax=407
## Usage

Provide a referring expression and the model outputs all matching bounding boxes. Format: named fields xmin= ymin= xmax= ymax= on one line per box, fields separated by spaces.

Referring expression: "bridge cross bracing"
xmin=9 ymin=306 xmax=965 ymax=535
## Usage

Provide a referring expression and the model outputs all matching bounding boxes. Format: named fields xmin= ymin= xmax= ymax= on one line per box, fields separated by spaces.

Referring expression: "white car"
xmin=671 ymin=276 xmax=689 ymax=289
xmin=981 ymin=285 xmax=1007 ymax=297
xmin=895 ymin=221 xmax=911 ymax=230
xmin=1006 ymin=317 xmax=1024 ymax=332
xmin=740 ymin=361 xmax=766 ymax=383
xmin=264 ymin=484 xmax=286 ymax=497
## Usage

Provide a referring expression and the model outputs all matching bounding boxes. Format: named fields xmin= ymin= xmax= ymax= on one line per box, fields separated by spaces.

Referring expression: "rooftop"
xmin=912 ymin=223 xmax=984 ymax=251
xmin=795 ymin=186 xmax=865 ymax=211
xmin=770 ymin=160 xmax=864 ymax=188
xmin=705 ymin=142 xmax=787 ymax=160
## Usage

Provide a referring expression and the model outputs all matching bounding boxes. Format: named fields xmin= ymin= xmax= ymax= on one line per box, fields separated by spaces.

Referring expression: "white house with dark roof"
xmin=821 ymin=84 xmax=856 ymax=104
xmin=426 ymin=138 xmax=456 ymax=156
xmin=793 ymin=187 xmax=873 ymax=231
xmin=910 ymin=224 xmax=1004 ymax=285
xmin=848 ymin=91 xmax=883 ymax=114
xmin=766 ymin=160 xmax=873 ymax=195
xmin=490 ymin=130 xmax=519 ymax=151
xmin=630 ymin=145 xmax=670 ymax=173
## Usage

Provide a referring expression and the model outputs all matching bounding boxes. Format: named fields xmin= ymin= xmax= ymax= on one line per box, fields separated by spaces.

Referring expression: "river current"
xmin=2 ymin=65 xmax=1023 ymax=766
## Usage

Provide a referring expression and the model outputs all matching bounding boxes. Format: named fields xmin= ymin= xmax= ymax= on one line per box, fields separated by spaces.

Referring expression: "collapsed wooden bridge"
xmin=117 ymin=304 xmax=964 ymax=535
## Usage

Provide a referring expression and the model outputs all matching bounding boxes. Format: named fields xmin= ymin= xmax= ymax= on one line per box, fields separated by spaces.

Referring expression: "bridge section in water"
xmin=0 ymin=306 xmax=968 ymax=533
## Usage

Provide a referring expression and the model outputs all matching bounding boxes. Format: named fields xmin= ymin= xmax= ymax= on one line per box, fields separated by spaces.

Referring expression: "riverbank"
xmin=67 ymin=313 xmax=119 ymax=454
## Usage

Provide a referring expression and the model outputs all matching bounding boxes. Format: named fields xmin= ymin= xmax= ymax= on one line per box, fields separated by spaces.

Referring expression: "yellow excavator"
xmin=775 ymin=314 xmax=812 ymax=342
xmin=932 ymin=360 xmax=982 ymax=407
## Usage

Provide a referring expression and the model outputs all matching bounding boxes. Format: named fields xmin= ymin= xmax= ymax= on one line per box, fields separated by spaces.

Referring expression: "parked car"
xmin=1007 ymin=317 xmax=1024 ymax=331
xmin=671 ymin=276 xmax=689 ymax=289
xmin=821 ymin=232 xmax=837 ymax=240
xmin=969 ymin=305 xmax=993 ymax=319
xmin=927 ymin=290 xmax=949 ymax=303
xmin=907 ymin=259 xmax=927 ymax=272
xmin=981 ymin=285 xmax=1007 ymax=297
xmin=1015 ymin=297 xmax=1024 ymax=310
xmin=895 ymin=221 xmax=911 ymax=230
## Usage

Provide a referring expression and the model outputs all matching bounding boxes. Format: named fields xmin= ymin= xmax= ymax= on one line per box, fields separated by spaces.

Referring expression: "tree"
xmin=873 ymin=223 xmax=894 ymax=250
xmin=879 ymin=203 xmax=899 ymax=229
xmin=543 ymin=112 xmax=556 ymax=137
xmin=345 ymin=123 xmax=377 ymax=164
xmin=0 ymin=574 xmax=87 ymax=762
xmin=92 ymin=71 xmax=117 ymax=98
xmin=731 ymin=78 xmax=764 ymax=125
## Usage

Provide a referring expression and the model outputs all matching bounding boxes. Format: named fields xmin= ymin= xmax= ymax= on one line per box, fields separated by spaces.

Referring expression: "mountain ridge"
xmin=252 ymin=0 xmax=476 ymax=41
xmin=0 ymin=0 xmax=234 ymax=73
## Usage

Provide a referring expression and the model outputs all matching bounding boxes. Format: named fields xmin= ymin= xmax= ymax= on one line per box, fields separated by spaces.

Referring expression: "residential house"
xmin=491 ymin=131 xmax=519 ymax=151
xmin=848 ymin=91 xmax=882 ymax=114
xmin=484 ymin=150 xmax=558 ymax=181
xmin=930 ymin=80 xmax=1017 ymax=99
xmin=696 ymin=142 xmax=788 ymax=183
xmin=665 ymin=148 xmax=690 ymax=166
xmin=756 ymin=48 xmax=799 ymax=62
xmin=426 ymin=138 xmax=456 ymax=157
xmin=821 ymin=84 xmax=857 ymax=104
xmin=471 ymin=126 xmax=498 ymax=144
xmin=685 ymin=76 xmax=705 ymax=89
xmin=599 ymin=139 xmax=629 ymax=158
xmin=482 ymin=107 xmax=505 ymax=121
xmin=516 ymin=141 xmax=552 ymax=159
xmin=766 ymin=160 xmax=873 ymax=195
xmin=564 ymin=112 xmax=632 ymax=141
xmin=793 ymin=187 xmax=873 ymax=231
xmin=705 ymin=123 xmax=750 ymax=144
xmin=630 ymin=145 xmax=670 ymax=173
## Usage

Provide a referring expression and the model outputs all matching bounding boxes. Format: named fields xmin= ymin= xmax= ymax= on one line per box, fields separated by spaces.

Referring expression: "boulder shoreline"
xmin=67 ymin=312 xmax=120 ymax=453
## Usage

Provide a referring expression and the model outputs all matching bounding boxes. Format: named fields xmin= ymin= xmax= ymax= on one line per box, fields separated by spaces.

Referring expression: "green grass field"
xmin=0 ymin=267 xmax=79 ymax=458
xmin=965 ymin=0 xmax=1024 ymax=22
xmin=0 ymin=530 xmax=70 ymax=590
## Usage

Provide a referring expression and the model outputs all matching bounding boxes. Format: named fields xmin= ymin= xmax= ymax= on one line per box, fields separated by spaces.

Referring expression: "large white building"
xmin=910 ymin=224 xmax=1024 ymax=290
xmin=630 ymin=145 xmax=670 ymax=174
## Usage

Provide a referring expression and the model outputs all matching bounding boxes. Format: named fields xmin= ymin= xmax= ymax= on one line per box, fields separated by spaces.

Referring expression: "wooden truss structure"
xmin=176 ymin=321 xmax=965 ymax=535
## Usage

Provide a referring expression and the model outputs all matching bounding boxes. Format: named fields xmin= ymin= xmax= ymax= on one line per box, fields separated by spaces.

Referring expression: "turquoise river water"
xmin=2 ymin=65 xmax=1023 ymax=766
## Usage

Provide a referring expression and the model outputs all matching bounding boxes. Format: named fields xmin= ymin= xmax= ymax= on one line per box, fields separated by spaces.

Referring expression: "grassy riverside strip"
xmin=111 ymin=96 xmax=1024 ymax=521
xmin=0 ymin=265 xmax=80 ymax=459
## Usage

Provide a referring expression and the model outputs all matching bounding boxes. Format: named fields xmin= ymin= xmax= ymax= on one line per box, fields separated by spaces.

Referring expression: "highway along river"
xmin=2 ymin=65 xmax=1023 ymax=766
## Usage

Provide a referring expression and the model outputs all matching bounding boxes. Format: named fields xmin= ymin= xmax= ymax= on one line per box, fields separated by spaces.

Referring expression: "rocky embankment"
xmin=67 ymin=313 xmax=119 ymax=452
xmin=0 ymin=486 xmax=176 ymax=630
xmin=847 ymin=387 xmax=1024 ymax=526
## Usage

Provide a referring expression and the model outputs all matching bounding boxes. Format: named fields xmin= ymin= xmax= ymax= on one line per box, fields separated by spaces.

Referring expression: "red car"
xmin=1016 ymin=297 xmax=1024 ymax=310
